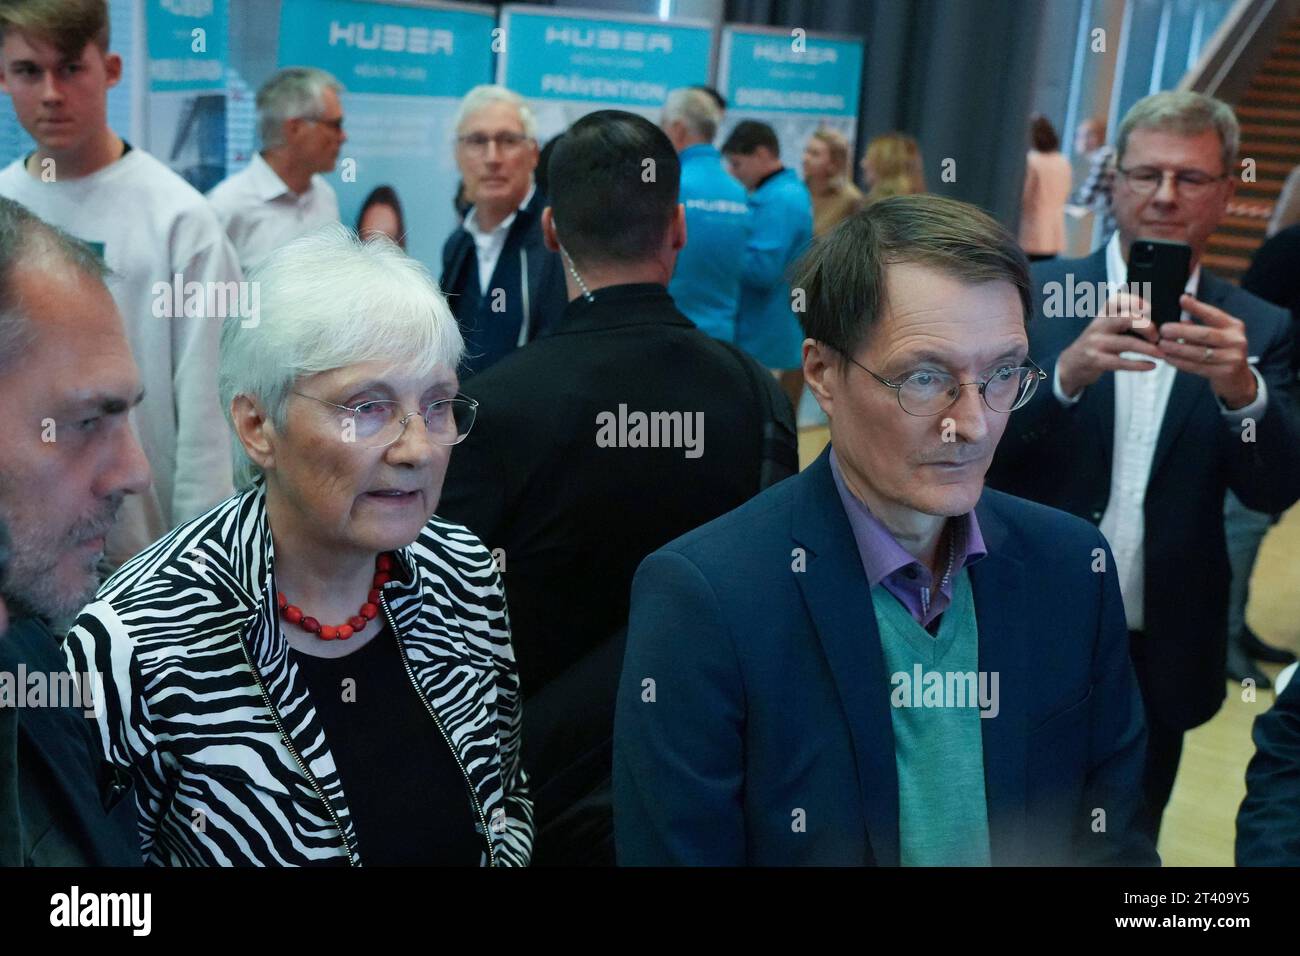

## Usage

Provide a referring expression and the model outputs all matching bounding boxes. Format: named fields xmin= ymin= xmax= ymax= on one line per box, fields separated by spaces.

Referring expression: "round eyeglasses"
xmin=293 ymin=393 xmax=479 ymax=447
xmin=842 ymin=354 xmax=1046 ymax=417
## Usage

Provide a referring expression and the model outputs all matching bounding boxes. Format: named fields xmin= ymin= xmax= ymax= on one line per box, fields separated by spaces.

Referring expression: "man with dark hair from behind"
xmin=438 ymin=109 xmax=797 ymax=865
xmin=0 ymin=196 xmax=150 ymax=865
xmin=721 ymin=119 xmax=813 ymax=412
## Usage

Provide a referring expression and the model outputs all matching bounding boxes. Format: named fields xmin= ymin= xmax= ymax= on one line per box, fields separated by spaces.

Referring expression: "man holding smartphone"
xmin=987 ymin=90 xmax=1300 ymax=844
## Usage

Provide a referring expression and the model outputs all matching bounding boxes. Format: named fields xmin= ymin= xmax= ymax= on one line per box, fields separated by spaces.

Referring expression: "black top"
xmin=0 ymin=616 xmax=142 ymax=866
xmin=290 ymin=626 xmax=484 ymax=865
xmin=439 ymin=282 xmax=798 ymax=695
xmin=1242 ymin=223 xmax=1300 ymax=377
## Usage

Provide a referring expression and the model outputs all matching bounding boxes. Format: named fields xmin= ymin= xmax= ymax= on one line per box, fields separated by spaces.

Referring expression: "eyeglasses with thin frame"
xmin=292 ymin=392 xmax=478 ymax=447
xmin=456 ymin=131 xmax=531 ymax=156
xmin=307 ymin=116 xmax=345 ymax=132
xmin=1116 ymin=165 xmax=1227 ymax=199
xmin=841 ymin=353 xmax=1047 ymax=417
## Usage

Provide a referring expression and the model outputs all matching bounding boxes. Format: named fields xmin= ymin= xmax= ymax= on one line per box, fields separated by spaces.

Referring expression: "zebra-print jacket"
xmin=64 ymin=481 xmax=533 ymax=866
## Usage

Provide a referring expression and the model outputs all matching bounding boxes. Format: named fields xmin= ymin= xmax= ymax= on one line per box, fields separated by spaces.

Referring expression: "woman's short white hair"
xmin=219 ymin=225 xmax=464 ymax=490
xmin=453 ymin=84 xmax=538 ymax=140
xmin=257 ymin=67 xmax=343 ymax=150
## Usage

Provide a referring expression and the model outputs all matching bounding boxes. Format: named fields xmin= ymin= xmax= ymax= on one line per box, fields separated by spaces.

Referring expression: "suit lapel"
xmin=970 ymin=497 xmax=1029 ymax=865
xmin=1149 ymin=271 xmax=1224 ymax=481
xmin=792 ymin=451 xmax=900 ymax=865
xmin=1070 ymin=249 xmax=1118 ymax=476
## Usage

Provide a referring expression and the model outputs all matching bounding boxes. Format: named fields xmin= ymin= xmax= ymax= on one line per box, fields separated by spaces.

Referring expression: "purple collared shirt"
xmin=829 ymin=448 xmax=987 ymax=631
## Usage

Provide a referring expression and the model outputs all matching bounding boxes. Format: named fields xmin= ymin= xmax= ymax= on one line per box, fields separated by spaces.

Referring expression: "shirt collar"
xmin=463 ymin=181 xmax=536 ymax=238
xmin=829 ymin=446 xmax=987 ymax=587
xmin=249 ymin=152 xmax=303 ymax=203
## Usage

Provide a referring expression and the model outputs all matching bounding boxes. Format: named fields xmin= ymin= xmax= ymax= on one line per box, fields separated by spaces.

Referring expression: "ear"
xmin=230 ymin=394 xmax=277 ymax=475
xmin=803 ymin=339 xmax=837 ymax=420
xmin=670 ymin=202 xmax=686 ymax=252
xmin=541 ymin=206 xmax=560 ymax=253
xmin=103 ymin=51 xmax=122 ymax=89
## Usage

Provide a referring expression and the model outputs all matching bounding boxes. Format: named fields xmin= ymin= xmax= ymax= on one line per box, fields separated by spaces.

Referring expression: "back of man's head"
xmin=721 ymin=120 xmax=780 ymax=158
xmin=663 ymin=87 xmax=722 ymax=146
xmin=547 ymin=110 xmax=680 ymax=270
xmin=0 ymin=196 xmax=108 ymax=371
xmin=0 ymin=0 xmax=108 ymax=58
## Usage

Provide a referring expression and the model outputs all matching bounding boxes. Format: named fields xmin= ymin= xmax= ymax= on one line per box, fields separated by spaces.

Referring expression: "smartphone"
xmin=1126 ymin=239 xmax=1191 ymax=336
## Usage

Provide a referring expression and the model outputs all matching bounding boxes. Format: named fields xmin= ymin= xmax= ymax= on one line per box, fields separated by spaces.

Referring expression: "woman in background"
xmin=356 ymin=184 xmax=407 ymax=249
xmin=1019 ymin=114 xmax=1073 ymax=261
xmin=802 ymin=126 xmax=863 ymax=237
xmin=860 ymin=132 xmax=926 ymax=204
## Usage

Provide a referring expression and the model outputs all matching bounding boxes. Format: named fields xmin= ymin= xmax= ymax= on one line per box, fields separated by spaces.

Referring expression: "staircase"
xmin=1206 ymin=16 xmax=1300 ymax=282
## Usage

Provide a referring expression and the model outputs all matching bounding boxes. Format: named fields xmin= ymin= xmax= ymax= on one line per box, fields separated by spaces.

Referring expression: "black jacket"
xmin=0 ymin=616 xmax=141 ymax=866
xmin=437 ymin=283 xmax=797 ymax=862
xmin=987 ymin=249 xmax=1300 ymax=731
xmin=1237 ymin=672 xmax=1300 ymax=865
xmin=440 ymin=189 xmax=568 ymax=377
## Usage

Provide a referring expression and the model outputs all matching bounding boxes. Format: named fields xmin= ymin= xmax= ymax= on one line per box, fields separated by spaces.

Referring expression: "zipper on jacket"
xmin=380 ymin=592 xmax=498 ymax=867
xmin=238 ymin=638 xmax=358 ymax=866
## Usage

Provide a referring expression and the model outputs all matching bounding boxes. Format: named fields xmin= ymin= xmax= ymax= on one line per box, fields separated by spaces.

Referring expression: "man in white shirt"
xmin=439 ymin=85 xmax=567 ymax=377
xmin=0 ymin=0 xmax=237 ymax=568
xmin=987 ymin=91 xmax=1300 ymax=844
xmin=207 ymin=67 xmax=344 ymax=272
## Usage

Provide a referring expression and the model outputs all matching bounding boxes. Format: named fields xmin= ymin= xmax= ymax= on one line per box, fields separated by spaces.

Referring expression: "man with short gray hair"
xmin=441 ymin=84 xmax=567 ymax=376
xmin=662 ymin=87 xmax=750 ymax=343
xmin=988 ymin=90 xmax=1300 ymax=843
xmin=207 ymin=67 xmax=344 ymax=271
xmin=0 ymin=196 xmax=149 ymax=865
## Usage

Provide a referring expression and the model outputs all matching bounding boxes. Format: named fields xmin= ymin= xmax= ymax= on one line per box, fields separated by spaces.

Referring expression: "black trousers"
xmin=1129 ymin=629 xmax=1186 ymax=844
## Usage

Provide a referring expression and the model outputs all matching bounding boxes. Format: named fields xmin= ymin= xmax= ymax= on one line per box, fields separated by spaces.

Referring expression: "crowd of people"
xmin=1 ymin=0 xmax=1299 ymax=868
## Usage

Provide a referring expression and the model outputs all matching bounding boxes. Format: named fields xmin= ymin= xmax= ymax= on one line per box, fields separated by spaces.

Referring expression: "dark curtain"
xmin=724 ymin=0 xmax=1046 ymax=228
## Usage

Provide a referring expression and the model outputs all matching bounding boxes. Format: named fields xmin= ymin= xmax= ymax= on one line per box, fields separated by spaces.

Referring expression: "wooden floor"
xmin=797 ymin=426 xmax=1299 ymax=866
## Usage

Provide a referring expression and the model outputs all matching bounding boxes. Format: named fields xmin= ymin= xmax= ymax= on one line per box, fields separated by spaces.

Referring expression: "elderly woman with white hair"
xmin=65 ymin=227 xmax=532 ymax=866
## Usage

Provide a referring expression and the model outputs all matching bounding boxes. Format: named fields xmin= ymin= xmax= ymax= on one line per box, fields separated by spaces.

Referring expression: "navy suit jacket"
xmin=986 ymin=248 xmax=1300 ymax=731
xmin=1237 ymin=674 xmax=1300 ymax=865
xmin=614 ymin=448 xmax=1159 ymax=866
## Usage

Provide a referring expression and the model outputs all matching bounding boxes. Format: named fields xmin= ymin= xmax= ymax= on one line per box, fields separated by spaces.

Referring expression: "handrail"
xmin=1180 ymin=0 xmax=1300 ymax=102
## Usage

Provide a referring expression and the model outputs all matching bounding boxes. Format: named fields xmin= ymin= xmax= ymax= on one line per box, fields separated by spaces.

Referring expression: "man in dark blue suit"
xmin=986 ymin=92 xmax=1300 ymax=844
xmin=615 ymin=194 xmax=1158 ymax=866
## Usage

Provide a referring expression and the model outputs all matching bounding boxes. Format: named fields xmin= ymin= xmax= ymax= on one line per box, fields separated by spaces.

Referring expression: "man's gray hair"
xmin=662 ymin=87 xmax=722 ymax=144
xmin=257 ymin=67 xmax=343 ymax=150
xmin=453 ymin=84 xmax=537 ymax=140
xmin=0 ymin=196 xmax=109 ymax=371
xmin=218 ymin=226 xmax=465 ymax=490
xmin=1116 ymin=90 xmax=1240 ymax=174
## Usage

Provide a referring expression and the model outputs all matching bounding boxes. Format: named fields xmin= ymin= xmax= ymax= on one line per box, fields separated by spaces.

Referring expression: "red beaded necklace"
xmin=277 ymin=552 xmax=396 ymax=641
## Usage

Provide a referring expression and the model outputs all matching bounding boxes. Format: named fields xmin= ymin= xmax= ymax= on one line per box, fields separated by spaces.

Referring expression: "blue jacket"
xmin=735 ymin=167 xmax=813 ymax=369
xmin=614 ymin=447 xmax=1159 ymax=866
xmin=440 ymin=189 xmax=569 ymax=378
xmin=667 ymin=144 xmax=751 ymax=342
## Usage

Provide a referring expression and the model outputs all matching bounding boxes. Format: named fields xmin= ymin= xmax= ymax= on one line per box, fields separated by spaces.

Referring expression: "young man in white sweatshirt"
xmin=0 ymin=0 xmax=236 ymax=568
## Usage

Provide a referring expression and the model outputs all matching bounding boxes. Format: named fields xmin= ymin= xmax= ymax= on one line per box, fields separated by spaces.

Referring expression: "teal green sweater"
xmin=872 ymin=567 xmax=992 ymax=866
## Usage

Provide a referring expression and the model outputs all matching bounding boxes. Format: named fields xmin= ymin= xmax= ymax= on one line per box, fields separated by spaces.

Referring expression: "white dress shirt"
xmin=463 ymin=182 xmax=535 ymax=297
xmin=207 ymin=153 xmax=340 ymax=272
xmin=1052 ymin=232 xmax=1268 ymax=629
